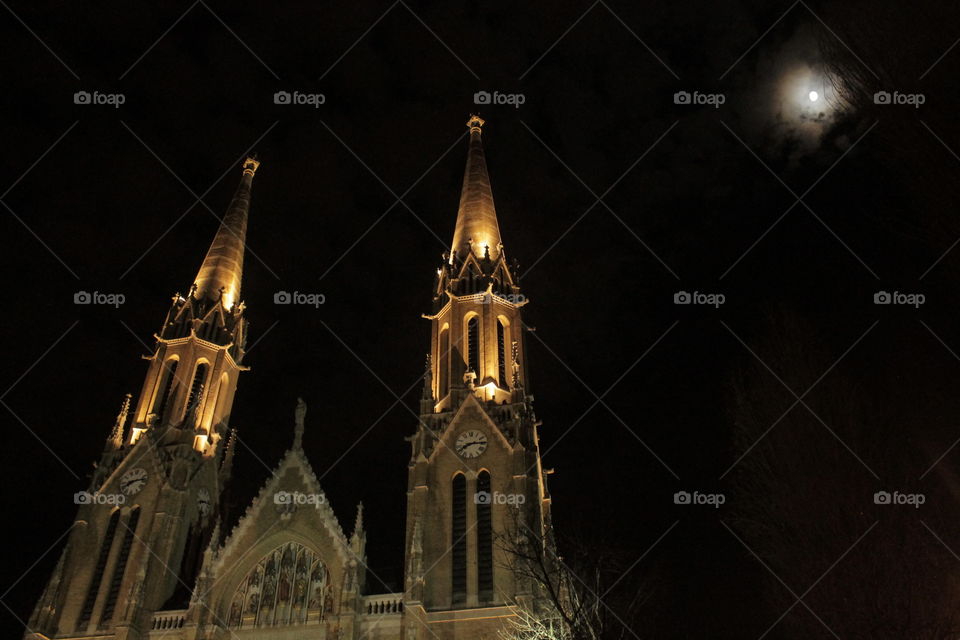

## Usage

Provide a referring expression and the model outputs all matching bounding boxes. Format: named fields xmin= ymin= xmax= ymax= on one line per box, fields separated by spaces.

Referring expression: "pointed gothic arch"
xmin=228 ymin=541 xmax=328 ymax=628
xmin=496 ymin=316 xmax=510 ymax=389
xmin=438 ymin=324 xmax=450 ymax=400
xmin=211 ymin=372 xmax=231 ymax=435
xmin=79 ymin=507 xmax=121 ymax=625
xmin=151 ymin=357 xmax=179 ymax=422
xmin=101 ymin=506 xmax=140 ymax=623
xmin=464 ymin=313 xmax=480 ymax=380
xmin=184 ymin=361 xmax=210 ymax=426
xmin=476 ymin=470 xmax=493 ymax=601
xmin=451 ymin=472 xmax=467 ymax=604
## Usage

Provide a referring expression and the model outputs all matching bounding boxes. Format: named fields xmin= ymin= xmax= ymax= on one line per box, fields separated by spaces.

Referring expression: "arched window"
xmin=151 ymin=359 xmax=178 ymax=421
xmin=476 ymin=471 xmax=493 ymax=600
xmin=497 ymin=319 xmax=508 ymax=388
xmin=212 ymin=374 xmax=231 ymax=433
xmin=439 ymin=327 xmax=450 ymax=399
xmin=185 ymin=363 xmax=209 ymax=424
xmin=466 ymin=316 xmax=480 ymax=378
xmin=79 ymin=509 xmax=120 ymax=624
xmin=101 ymin=507 xmax=140 ymax=622
xmin=451 ymin=474 xmax=467 ymax=604
xmin=228 ymin=542 xmax=327 ymax=628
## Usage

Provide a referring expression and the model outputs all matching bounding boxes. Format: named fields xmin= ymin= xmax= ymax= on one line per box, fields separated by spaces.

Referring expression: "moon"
xmin=808 ymin=90 xmax=819 ymax=102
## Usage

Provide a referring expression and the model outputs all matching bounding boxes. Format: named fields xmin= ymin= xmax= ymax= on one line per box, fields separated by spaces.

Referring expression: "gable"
xmin=429 ymin=394 xmax=515 ymax=468
xmin=210 ymin=448 xmax=352 ymax=599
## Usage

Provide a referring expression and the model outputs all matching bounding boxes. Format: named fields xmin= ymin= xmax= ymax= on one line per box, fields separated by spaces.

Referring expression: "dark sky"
xmin=3 ymin=1 xmax=960 ymax=637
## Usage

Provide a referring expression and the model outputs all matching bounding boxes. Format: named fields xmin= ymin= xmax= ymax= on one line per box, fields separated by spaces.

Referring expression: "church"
xmin=25 ymin=116 xmax=559 ymax=640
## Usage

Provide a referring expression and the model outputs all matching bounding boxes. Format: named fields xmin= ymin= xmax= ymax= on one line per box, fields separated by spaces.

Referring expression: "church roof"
xmin=213 ymin=443 xmax=351 ymax=576
xmin=211 ymin=402 xmax=352 ymax=576
xmin=193 ymin=156 xmax=259 ymax=310
xmin=451 ymin=116 xmax=502 ymax=262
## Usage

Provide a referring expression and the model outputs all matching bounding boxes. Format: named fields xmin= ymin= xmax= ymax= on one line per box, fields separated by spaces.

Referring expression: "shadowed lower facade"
xmin=25 ymin=116 xmax=557 ymax=640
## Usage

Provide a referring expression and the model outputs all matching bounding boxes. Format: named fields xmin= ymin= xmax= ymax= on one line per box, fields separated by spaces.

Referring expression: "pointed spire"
xmin=352 ymin=502 xmax=364 ymax=538
xmin=421 ymin=354 xmax=433 ymax=400
xmin=193 ymin=156 xmax=259 ymax=310
xmin=293 ymin=397 xmax=306 ymax=449
xmin=351 ymin=502 xmax=366 ymax=557
xmin=220 ymin=427 xmax=236 ymax=481
xmin=451 ymin=116 xmax=502 ymax=261
xmin=204 ymin=517 xmax=221 ymax=564
xmin=108 ymin=393 xmax=132 ymax=449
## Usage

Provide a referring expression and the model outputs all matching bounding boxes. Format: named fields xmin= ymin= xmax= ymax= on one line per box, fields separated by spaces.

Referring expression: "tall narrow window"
xmin=439 ymin=328 xmax=450 ymax=399
xmin=451 ymin=474 xmax=467 ymax=604
xmin=79 ymin=509 xmax=120 ymax=624
xmin=185 ymin=363 xmax=209 ymax=423
xmin=212 ymin=374 xmax=230 ymax=432
xmin=497 ymin=320 xmax=507 ymax=388
xmin=467 ymin=316 xmax=480 ymax=378
xmin=476 ymin=471 xmax=493 ymax=600
xmin=101 ymin=507 xmax=140 ymax=623
xmin=151 ymin=359 xmax=178 ymax=421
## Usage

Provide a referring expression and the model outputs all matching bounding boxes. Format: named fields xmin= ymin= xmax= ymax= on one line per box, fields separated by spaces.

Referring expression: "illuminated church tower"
xmin=402 ymin=116 xmax=555 ymax=638
xmin=26 ymin=157 xmax=260 ymax=640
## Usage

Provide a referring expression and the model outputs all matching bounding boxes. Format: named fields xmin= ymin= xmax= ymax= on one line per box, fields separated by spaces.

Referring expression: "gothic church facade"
xmin=25 ymin=116 xmax=556 ymax=640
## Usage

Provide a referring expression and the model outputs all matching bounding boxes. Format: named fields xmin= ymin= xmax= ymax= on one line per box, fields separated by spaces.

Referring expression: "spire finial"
xmin=294 ymin=397 xmax=306 ymax=448
xmin=467 ymin=114 xmax=485 ymax=132
xmin=242 ymin=155 xmax=260 ymax=177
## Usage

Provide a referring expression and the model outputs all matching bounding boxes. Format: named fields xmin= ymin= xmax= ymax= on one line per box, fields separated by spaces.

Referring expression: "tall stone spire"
xmin=451 ymin=116 xmax=502 ymax=261
xmin=193 ymin=156 xmax=259 ymax=310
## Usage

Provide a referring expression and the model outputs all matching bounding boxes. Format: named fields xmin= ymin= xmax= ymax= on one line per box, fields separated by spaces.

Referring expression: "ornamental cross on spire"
xmin=294 ymin=397 xmax=307 ymax=448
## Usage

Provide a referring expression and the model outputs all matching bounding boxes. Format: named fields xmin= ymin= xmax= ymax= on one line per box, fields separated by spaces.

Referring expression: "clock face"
xmin=120 ymin=468 xmax=148 ymax=495
xmin=455 ymin=430 xmax=488 ymax=459
xmin=197 ymin=489 xmax=211 ymax=516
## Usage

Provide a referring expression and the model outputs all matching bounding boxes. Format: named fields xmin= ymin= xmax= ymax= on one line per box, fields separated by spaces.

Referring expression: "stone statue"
xmin=294 ymin=397 xmax=306 ymax=448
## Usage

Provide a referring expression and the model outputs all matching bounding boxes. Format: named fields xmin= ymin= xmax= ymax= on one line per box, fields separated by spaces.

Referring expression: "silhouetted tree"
xmin=728 ymin=312 xmax=960 ymax=638
xmin=496 ymin=510 xmax=654 ymax=640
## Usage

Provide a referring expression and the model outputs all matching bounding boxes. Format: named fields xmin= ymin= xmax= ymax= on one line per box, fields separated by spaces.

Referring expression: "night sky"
xmin=3 ymin=1 xmax=960 ymax=637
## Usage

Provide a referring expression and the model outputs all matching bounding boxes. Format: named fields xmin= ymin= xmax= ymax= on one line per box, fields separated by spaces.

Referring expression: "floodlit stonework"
xmin=25 ymin=117 xmax=556 ymax=640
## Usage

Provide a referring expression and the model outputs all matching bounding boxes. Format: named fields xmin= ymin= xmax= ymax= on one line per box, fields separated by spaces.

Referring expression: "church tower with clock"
xmin=26 ymin=157 xmax=259 ymax=640
xmin=401 ymin=115 xmax=556 ymax=639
